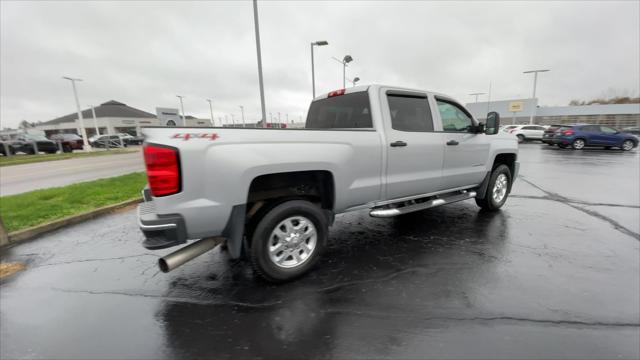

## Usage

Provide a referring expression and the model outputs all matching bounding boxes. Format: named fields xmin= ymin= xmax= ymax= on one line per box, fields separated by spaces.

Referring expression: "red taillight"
xmin=328 ymin=89 xmax=346 ymax=97
xmin=143 ymin=144 xmax=180 ymax=197
xmin=562 ymin=130 xmax=574 ymax=136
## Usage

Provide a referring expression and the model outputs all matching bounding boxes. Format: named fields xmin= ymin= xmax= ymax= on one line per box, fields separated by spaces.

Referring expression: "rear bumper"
xmin=137 ymin=199 xmax=188 ymax=250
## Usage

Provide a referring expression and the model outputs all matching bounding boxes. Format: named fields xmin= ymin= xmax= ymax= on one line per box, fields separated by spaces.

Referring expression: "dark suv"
xmin=13 ymin=134 xmax=59 ymax=154
xmin=550 ymin=124 xmax=638 ymax=151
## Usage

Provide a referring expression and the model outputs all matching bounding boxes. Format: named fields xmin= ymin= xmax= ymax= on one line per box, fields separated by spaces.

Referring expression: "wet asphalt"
xmin=1 ymin=144 xmax=639 ymax=359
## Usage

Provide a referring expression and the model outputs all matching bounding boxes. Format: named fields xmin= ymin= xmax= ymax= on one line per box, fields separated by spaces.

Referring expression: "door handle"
xmin=390 ymin=141 xmax=407 ymax=147
xmin=446 ymin=140 xmax=459 ymax=146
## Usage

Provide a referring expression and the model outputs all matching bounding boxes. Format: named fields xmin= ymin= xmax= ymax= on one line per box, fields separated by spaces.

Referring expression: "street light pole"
xmin=310 ymin=40 xmax=329 ymax=98
xmin=332 ymin=55 xmax=353 ymax=89
xmin=62 ymin=76 xmax=90 ymax=151
xmin=90 ymin=105 xmax=99 ymax=136
xmin=176 ymin=95 xmax=186 ymax=126
xmin=350 ymin=76 xmax=360 ymax=87
xmin=469 ymin=92 xmax=486 ymax=103
xmin=239 ymin=105 xmax=245 ymax=127
xmin=523 ymin=69 xmax=550 ymax=124
xmin=206 ymin=99 xmax=215 ymax=127
xmin=252 ymin=0 xmax=267 ymax=128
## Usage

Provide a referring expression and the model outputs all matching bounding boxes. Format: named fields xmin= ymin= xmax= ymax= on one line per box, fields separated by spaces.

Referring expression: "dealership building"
xmin=33 ymin=100 xmax=209 ymax=137
xmin=466 ymin=99 xmax=640 ymax=128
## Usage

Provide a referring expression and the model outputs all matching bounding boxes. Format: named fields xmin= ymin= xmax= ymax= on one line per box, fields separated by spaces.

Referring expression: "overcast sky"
xmin=1 ymin=0 xmax=639 ymax=127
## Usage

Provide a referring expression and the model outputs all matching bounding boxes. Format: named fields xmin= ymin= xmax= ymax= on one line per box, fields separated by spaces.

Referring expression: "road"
xmin=1 ymin=144 xmax=638 ymax=359
xmin=0 ymin=151 xmax=144 ymax=196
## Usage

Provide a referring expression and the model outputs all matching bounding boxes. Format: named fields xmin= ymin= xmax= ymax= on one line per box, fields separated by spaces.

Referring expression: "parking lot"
xmin=1 ymin=144 xmax=638 ymax=359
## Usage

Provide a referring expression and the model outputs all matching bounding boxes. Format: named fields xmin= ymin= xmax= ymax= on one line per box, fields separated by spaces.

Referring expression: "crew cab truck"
xmin=138 ymin=85 xmax=519 ymax=282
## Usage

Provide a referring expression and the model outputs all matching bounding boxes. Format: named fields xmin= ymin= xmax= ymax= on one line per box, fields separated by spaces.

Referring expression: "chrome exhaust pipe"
xmin=158 ymin=237 xmax=223 ymax=273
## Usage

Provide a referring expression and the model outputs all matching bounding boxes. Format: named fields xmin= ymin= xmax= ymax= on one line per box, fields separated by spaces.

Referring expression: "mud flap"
xmin=475 ymin=171 xmax=492 ymax=200
xmin=222 ymin=204 xmax=246 ymax=259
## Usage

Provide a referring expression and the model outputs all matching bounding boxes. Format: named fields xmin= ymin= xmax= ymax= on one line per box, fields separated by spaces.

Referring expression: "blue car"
xmin=551 ymin=124 xmax=638 ymax=151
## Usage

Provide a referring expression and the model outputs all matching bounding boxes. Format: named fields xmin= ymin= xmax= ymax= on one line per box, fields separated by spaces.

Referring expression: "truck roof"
xmin=313 ymin=84 xmax=458 ymax=104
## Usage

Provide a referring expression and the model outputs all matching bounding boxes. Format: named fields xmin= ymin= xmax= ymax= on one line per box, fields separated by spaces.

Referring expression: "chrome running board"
xmin=369 ymin=191 xmax=477 ymax=218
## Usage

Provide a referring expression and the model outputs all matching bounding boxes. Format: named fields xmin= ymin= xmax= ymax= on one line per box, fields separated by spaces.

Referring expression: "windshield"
xmin=24 ymin=134 xmax=49 ymax=141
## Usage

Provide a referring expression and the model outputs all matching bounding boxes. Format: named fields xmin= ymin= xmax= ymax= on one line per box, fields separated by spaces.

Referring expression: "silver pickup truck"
xmin=138 ymin=84 xmax=519 ymax=282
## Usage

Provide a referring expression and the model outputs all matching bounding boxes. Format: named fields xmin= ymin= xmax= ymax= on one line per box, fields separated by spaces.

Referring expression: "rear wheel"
xmin=516 ymin=134 xmax=525 ymax=143
xmin=571 ymin=138 xmax=586 ymax=150
xmin=475 ymin=164 xmax=512 ymax=211
xmin=62 ymin=145 xmax=73 ymax=153
xmin=250 ymin=200 xmax=327 ymax=282
xmin=621 ymin=140 xmax=635 ymax=151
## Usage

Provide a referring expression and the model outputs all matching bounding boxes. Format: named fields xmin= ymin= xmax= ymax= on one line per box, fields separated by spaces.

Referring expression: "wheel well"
xmin=493 ymin=153 xmax=516 ymax=177
xmin=245 ymin=170 xmax=334 ymax=227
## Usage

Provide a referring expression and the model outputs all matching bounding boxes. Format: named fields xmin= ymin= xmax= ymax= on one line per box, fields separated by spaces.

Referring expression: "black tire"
xmin=571 ymin=138 xmax=586 ymax=150
xmin=475 ymin=164 xmax=512 ymax=211
xmin=558 ymin=144 xmax=568 ymax=149
xmin=604 ymin=146 xmax=612 ymax=150
xmin=547 ymin=143 xmax=554 ymax=146
xmin=46 ymin=150 xmax=57 ymax=154
xmin=621 ymin=139 xmax=635 ymax=151
xmin=516 ymin=134 xmax=525 ymax=143
xmin=63 ymin=145 xmax=73 ymax=153
xmin=250 ymin=200 xmax=328 ymax=282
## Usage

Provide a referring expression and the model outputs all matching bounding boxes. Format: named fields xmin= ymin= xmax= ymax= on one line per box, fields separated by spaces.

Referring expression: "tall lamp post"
xmin=349 ymin=76 xmax=360 ymax=87
xmin=62 ymin=76 xmax=90 ymax=151
xmin=252 ymin=0 xmax=267 ymax=128
xmin=310 ymin=40 xmax=329 ymax=98
xmin=332 ymin=55 xmax=353 ymax=88
xmin=176 ymin=95 xmax=186 ymax=126
xmin=239 ymin=105 xmax=245 ymax=127
xmin=523 ymin=69 xmax=550 ymax=124
xmin=206 ymin=99 xmax=215 ymax=127
xmin=469 ymin=92 xmax=486 ymax=103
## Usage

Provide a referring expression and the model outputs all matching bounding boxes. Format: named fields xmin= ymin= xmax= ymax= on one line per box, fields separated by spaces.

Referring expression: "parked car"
xmin=0 ymin=140 xmax=16 ymax=155
xmin=622 ymin=126 xmax=640 ymax=136
xmin=506 ymin=124 xmax=546 ymax=143
xmin=89 ymin=134 xmax=128 ymax=148
xmin=117 ymin=133 xmax=144 ymax=145
xmin=12 ymin=134 xmax=58 ymax=154
xmin=542 ymin=124 xmax=564 ymax=146
xmin=551 ymin=124 xmax=638 ymax=150
xmin=49 ymin=133 xmax=84 ymax=152
xmin=137 ymin=84 xmax=519 ymax=282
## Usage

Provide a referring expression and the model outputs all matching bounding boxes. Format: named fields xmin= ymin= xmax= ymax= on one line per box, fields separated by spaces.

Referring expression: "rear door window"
xmin=306 ymin=92 xmax=372 ymax=129
xmin=387 ymin=94 xmax=434 ymax=132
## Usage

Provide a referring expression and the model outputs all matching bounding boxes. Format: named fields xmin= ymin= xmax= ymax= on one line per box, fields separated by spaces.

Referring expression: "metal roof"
xmin=41 ymin=100 xmax=155 ymax=125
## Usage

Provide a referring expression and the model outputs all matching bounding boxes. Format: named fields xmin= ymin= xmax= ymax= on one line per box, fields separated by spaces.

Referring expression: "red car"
xmin=49 ymin=133 xmax=84 ymax=152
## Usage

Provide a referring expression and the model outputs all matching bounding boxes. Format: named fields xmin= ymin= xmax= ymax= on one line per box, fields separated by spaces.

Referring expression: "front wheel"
xmin=516 ymin=134 xmax=525 ymax=143
xmin=250 ymin=200 xmax=328 ymax=282
xmin=621 ymin=140 xmax=635 ymax=151
xmin=476 ymin=164 xmax=512 ymax=211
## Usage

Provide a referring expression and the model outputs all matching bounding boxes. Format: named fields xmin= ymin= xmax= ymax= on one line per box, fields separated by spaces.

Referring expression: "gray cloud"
xmin=1 ymin=0 xmax=638 ymax=128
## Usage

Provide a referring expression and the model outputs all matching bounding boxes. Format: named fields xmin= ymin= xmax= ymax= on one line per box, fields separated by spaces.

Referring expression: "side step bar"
xmin=369 ymin=191 xmax=477 ymax=218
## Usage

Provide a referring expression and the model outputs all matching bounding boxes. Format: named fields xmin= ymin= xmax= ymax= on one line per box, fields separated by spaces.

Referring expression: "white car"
xmin=504 ymin=125 xmax=546 ymax=143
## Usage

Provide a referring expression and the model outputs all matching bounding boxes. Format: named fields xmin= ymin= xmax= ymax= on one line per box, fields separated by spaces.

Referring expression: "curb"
xmin=5 ymin=198 xmax=142 ymax=245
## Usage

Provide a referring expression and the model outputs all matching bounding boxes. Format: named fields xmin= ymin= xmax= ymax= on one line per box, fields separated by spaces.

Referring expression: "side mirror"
xmin=485 ymin=111 xmax=500 ymax=135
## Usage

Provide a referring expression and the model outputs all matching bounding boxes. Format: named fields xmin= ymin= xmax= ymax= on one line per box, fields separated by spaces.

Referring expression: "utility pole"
xmin=239 ymin=105 xmax=245 ymax=127
xmin=252 ymin=0 xmax=267 ymax=128
xmin=90 ymin=105 xmax=99 ymax=136
xmin=62 ymin=76 xmax=90 ymax=151
xmin=310 ymin=40 xmax=329 ymax=98
xmin=523 ymin=69 xmax=550 ymax=124
xmin=206 ymin=99 xmax=215 ymax=126
xmin=176 ymin=95 xmax=186 ymax=126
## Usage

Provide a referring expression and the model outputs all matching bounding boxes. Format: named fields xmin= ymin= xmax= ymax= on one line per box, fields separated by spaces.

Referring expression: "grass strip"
xmin=0 ymin=148 xmax=138 ymax=167
xmin=0 ymin=172 xmax=147 ymax=233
